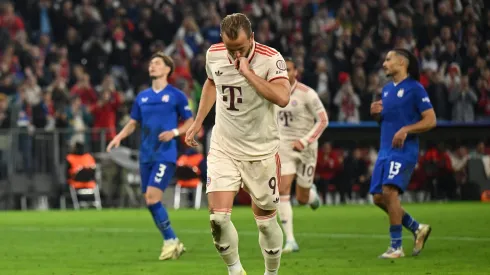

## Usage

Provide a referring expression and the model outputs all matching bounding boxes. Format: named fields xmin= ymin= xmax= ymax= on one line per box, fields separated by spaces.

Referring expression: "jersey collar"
xmin=227 ymin=41 xmax=257 ymax=64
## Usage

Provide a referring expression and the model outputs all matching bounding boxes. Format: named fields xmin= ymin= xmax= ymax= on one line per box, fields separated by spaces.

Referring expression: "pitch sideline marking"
xmin=2 ymin=226 xmax=490 ymax=242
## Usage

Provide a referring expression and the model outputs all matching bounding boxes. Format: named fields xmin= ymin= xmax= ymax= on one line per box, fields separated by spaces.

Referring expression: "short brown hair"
xmin=151 ymin=52 xmax=175 ymax=77
xmin=220 ymin=13 xmax=252 ymax=40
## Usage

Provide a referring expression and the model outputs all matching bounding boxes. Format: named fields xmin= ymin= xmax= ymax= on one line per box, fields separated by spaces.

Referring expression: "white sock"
xmin=210 ymin=211 xmax=242 ymax=271
xmin=307 ymin=188 xmax=316 ymax=205
xmin=278 ymin=195 xmax=295 ymax=242
xmin=228 ymin=259 xmax=243 ymax=272
xmin=265 ymin=271 xmax=278 ymax=275
xmin=255 ymin=212 xmax=283 ymax=274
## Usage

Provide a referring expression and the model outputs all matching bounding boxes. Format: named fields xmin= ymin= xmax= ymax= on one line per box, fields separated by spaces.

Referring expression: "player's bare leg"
xmin=252 ymin=202 xmax=283 ymax=275
xmin=145 ymin=187 xmax=185 ymax=260
xmin=373 ymin=194 xmax=431 ymax=256
xmin=295 ymin=182 xmax=321 ymax=210
xmin=208 ymin=191 xmax=246 ymax=275
xmin=277 ymin=174 xmax=298 ymax=253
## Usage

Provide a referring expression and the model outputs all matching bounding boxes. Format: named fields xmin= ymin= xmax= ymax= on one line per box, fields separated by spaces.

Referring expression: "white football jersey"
xmin=206 ymin=42 xmax=289 ymax=161
xmin=277 ymin=81 xmax=328 ymax=147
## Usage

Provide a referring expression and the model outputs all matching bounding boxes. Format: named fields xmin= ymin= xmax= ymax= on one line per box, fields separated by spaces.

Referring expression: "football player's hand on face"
xmin=234 ymin=52 xmax=251 ymax=76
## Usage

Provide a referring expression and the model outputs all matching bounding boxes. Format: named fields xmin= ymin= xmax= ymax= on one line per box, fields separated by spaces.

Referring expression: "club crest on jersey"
xmin=397 ymin=89 xmax=404 ymax=98
xmin=276 ymin=60 xmax=287 ymax=71
xmin=291 ymin=100 xmax=298 ymax=107
xmin=162 ymin=94 xmax=169 ymax=102
xmin=206 ymin=176 xmax=211 ymax=187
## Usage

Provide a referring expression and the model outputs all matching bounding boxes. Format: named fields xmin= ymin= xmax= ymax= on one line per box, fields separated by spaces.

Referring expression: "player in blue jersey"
xmin=370 ymin=49 xmax=436 ymax=259
xmin=106 ymin=52 xmax=194 ymax=260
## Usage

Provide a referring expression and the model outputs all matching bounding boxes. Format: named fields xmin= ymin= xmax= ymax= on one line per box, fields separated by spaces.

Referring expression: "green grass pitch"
xmin=1 ymin=203 xmax=489 ymax=275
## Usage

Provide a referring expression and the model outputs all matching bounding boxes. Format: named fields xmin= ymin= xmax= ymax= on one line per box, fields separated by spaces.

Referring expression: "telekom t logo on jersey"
xmin=278 ymin=110 xmax=293 ymax=127
xmin=221 ymin=85 xmax=243 ymax=111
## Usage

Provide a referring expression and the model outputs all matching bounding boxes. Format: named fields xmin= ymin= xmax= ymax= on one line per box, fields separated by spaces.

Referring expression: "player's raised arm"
xmin=237 ymin=53 xmax=290 ymax=107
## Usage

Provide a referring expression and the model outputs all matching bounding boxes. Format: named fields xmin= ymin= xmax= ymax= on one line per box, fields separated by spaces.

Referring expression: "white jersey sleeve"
xmin=277 ymin=82 xmax=328 ymax=147
xmin=264 ymin=52 xmax=289 ymax=82
xmin=206 ymin=44 xmax=221 ymax=81
xmin=299 ymin=86 xmax=328 ymax=146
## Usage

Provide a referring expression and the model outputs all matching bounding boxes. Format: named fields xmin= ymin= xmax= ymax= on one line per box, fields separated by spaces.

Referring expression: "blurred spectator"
xmin=0 ymin=93 xmax=10 ymax=128
xmin=90 ymin=75 xmax=122 ymax=145
xmin=175 ymin=16 xmax=203 ymax=55
xmin=476 ymin=70 xmax=490 ymax=120
xmin=423 ymin=144 xmax=456 ymax=200
xmin=334 ymin=72 xmax=360 ymax=123
xmin=449 ymin=145 xmax=470 ymax=186
xmin=62 ymin=95 xmax=92 ymax=147
xmin=449 ymin=75 xmax=478 ymax=122
xmin=0 ymin=2 xmax=24 ymax=39
xmin=70 ymin=68 xmax=97 ymax=106
xmin=343 ymin=147 xmax=369 ymax=202
xmin=470 ymin=141 xmax=489 ymax=159
xmin=315 ymin=142 xmax=343 ymax=205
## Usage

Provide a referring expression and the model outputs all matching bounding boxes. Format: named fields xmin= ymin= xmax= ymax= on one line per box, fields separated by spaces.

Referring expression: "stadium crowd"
xmin=0 ymin=0 xmax=489 ymax=203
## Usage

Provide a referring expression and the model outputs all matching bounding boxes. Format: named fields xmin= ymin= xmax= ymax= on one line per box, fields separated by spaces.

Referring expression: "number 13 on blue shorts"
xmin=369 ymin=157 xmax=416 ymax=194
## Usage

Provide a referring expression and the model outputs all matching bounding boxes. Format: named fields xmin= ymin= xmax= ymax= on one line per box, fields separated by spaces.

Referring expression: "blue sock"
xmin=402 ymin=212 xmax=420 ymax=233
xmin=148 ymin=202 xmax=177 ymax=240
xmin=389 ymin=225 xmax=403 ymax=249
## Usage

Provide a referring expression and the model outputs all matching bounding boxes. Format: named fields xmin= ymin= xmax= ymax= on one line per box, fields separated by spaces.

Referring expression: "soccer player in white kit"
xmin=277 ymin=58 xmax=328 ymax=253
xmin=185 ymin=13 xmax=291 ymax=275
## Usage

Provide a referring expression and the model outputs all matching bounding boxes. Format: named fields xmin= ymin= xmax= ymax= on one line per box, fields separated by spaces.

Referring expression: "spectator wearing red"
xmin=334 ymin=72 xmax=360 ymax=123
xmin=0 ymin=2 xmax=24 ymax=38
xmin=407 ymin=155 xmax=427 ymax=196
xmin=315 ymin=142 xmax=343 ymax=204
xmin=423 ymin=144 xmax=456 ymax=200
xmin=168 ymin=54 xmax=193 ymax=87
xmin=90 ymin=88 xmax=122 ymax=143
xmin=477 ymin=72 xmax=490 ymax=118
xmin=70 ymin=71 xmax=97 ymax=106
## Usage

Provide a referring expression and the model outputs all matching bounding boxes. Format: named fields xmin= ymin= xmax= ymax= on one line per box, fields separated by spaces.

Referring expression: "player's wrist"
xmin=299 ymin=139 xmax=308 ymax=148
xmin=242 ymin=69 xmax=255 ymax=79
xmin=172 ymin=128 xmax=180 ymax=137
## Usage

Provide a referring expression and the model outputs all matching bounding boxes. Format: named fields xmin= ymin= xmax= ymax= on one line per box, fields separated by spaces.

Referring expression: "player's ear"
xmin=250 ymin=32 xmax=254 ymax=41
xmin=399 ymin=55 xmax=407 ymax=67
xmin=163 ymin=64 xmax=171 ymax=76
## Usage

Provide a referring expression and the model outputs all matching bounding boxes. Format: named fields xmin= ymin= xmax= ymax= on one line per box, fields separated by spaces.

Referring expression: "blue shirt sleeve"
xmin=176 ymin=92 xmax=193 ymax=121
xmin=413 ymin=85 xmax=433 ymax=114
xmin=130 ymin=98 xmax=142 ymax=122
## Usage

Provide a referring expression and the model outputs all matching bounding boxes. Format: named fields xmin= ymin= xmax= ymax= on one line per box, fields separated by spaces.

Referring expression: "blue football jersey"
xmin=378 ymin=77 xmax=433 ymax=163
xmin=130 ymin=85 xmax=193 ymax=164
